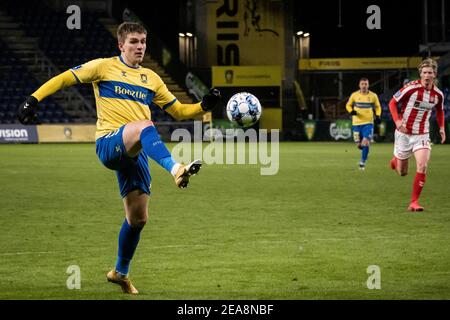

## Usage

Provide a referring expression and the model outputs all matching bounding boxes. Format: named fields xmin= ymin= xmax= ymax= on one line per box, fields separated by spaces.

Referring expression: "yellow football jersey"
xmin=70 ymin=56 xmax=176 ymax=139
xmin=345 ymin=90 xmax=381 ymax=125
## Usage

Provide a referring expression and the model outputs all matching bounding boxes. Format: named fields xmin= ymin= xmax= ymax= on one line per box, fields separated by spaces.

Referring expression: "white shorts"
xmin=394 ymin=130 xmax=431 ymax=160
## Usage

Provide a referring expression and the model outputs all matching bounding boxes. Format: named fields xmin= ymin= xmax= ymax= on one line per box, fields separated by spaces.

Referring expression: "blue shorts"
xmin=95 ymin=126 xmax=151 ymax=198
xmin=352 ymin=124 xmax=374 ymax=143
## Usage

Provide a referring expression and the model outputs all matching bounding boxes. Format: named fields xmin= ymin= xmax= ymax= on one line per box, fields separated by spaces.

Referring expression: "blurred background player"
xmin=346 ymin=78 xmax=382 ymax=170
xmin=16 ymin=22 xmax=221 ymax=294
xmin=389 ymin=58 xmax=446 ymax=212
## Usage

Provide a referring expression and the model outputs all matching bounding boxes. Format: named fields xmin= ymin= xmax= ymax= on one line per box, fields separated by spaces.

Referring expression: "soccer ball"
xmin=226 ymin=92 xmax=262 ymax=128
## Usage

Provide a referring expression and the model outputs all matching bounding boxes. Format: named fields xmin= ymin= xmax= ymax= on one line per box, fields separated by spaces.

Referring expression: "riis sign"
xmin=207 ymin=0 xmax=285 ymax=66
xmin=0 ymin=124 xmax=38 ymax=143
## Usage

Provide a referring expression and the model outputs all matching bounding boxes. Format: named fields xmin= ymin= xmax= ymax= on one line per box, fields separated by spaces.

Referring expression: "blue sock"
xmin=140 ymin=125 xmax=176 ymax=173
xmin=361 ymin=146 xmax=369 ymax=163
xmin=115 ymin=219 xmax=143 ymax=275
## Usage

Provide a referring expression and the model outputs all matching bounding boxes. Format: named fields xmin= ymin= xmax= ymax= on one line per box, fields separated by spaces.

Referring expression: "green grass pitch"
xmin=0 ymin=142 xmax=449 ymax=299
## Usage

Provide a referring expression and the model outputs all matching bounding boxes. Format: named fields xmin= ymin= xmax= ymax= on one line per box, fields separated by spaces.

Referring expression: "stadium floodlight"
xmin=296 ymin=31 xmax=303 ymax=36
xmin=179 ymin=33 xmax=185 ymax=37
xmin=303 ymin=33 xmax=310 ymax=37
xmin=186 ymin=32 xmax=193 ymax=37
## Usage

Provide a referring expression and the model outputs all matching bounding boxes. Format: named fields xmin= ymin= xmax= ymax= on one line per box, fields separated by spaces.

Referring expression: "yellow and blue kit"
xmin=345 ymin=90 xmax=381 ymax=126
xmin=32 ymin=55 xmax=204 ymax=139
xmin=31 ymin=55 xmax=204 ymax=197
xmin=70 ymin=55 xmax=200 ymax=139
xmin=30 ymin=54 xmax=210 ymax=279
xmin=346 ymin=90 xmax=382 ymax=143
xmin=345 ymin=90 xmax=382 ymax=166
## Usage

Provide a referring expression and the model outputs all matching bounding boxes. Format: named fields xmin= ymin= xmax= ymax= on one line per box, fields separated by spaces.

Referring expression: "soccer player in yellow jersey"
xmin=345 ymin=78 xmax=382 ymax=170
xmin=17 ymin=22 xmax=221 ymax=294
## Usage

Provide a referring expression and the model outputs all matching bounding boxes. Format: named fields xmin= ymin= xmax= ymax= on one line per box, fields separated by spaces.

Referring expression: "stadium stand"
xmin=0 ymin=37 xmax=71 ymax=124
xmin=0 ymin=0 xmax=193 ymax=124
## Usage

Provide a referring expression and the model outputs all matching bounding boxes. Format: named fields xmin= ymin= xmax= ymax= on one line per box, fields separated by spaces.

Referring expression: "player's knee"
xmin=132 ymin=120 xmax=154 ymax=138
xmin=130 ymin=215 xmax=147 ymax=228
xmin=136 ymin=218 xmax=147 ymax=228
xmin=417 ymin=163 xmax=428 ymax=173
xmin=125 ymin=120 xmax=155 ymax=145
xmin=136 ymin=120 xmax=154 ymax=138
xmin=140 ymin=120 xmax=154 ymax=130
xmin=127 ymin=206 xmax=148 ymax=228
xmin=399 ymin=166 xmax=408 ymax=176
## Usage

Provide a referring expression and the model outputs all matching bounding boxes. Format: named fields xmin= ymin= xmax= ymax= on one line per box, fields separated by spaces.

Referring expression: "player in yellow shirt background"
xmin=346 ymin=78 xmax=382 ymax=170
xmin=17 ymin=22 xmax=221 ymax=294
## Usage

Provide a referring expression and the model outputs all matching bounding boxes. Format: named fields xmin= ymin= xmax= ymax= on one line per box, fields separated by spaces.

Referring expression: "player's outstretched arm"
xmin=165 ymin=88 xmax=221 ymax=120
xmin=17 ymin=70 xmax=78 ymax=124
xmin=165 ymin=101 xmax=203 ymax=120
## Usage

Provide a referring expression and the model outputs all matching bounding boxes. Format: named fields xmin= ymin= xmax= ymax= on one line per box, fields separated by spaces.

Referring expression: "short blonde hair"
xmin=418 ymin=58 xmax=438 ymax=74
xmin=117 ymin=22 xmax=147 ymax=43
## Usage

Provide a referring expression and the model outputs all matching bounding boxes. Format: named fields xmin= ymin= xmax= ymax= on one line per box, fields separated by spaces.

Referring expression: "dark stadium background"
xmin=1 ymin=0 xmax=450 ymax=306
xmin=123 ymin=0 xmax=430 ymax=57
xmin=1 ymin=0 xmax=448 ymax=142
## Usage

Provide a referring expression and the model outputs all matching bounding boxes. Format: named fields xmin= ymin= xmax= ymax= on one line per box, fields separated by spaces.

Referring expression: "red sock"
xmin=411 ymin=172 xmax=426 ymax=204
xmin=390 ymin=156 xmax=397 ymax=170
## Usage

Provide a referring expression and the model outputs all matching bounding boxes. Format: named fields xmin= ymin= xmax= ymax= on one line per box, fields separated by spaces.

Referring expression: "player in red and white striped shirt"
xmin=388 ymin=58 xmax=446 ymax=212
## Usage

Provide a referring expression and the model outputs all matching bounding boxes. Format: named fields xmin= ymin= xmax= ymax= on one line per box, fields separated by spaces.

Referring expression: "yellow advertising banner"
xmin=206 ymin=0 xmax=285 ymax=66
xmin=299 ymin=57 xmax=425 ymax=71
xmin=260 ymin=108 xmax=282 ymax=130
xmin=37 ymin=125 xmax=96 ymax=143
xmin=212 ymin=66 xmax=281 ymax=87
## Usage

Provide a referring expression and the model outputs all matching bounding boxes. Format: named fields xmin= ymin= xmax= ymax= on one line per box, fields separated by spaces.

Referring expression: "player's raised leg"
xmin=122 ymin=120 xmax=202 ymax=188
xmin=107 ymin=189 xmax=148 ymax=294
xmin=408 ymin=149 xmax=430 ymax=212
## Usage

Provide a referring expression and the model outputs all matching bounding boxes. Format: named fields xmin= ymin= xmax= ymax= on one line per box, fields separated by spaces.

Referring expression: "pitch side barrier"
xmin=0 ymin=122 xmax=272 ymax=144
xmin=0 ymin=124 xmax=38 ymax=143
xmin=1 ymin=121 xmax=447 ymax=144
xmin=0 ymin=124 xmax=96 ymax=143
xmin=0 ymin=123 xmax=199 ymax=143
xmin=296 ymin=119 xmax=448 ymax=143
